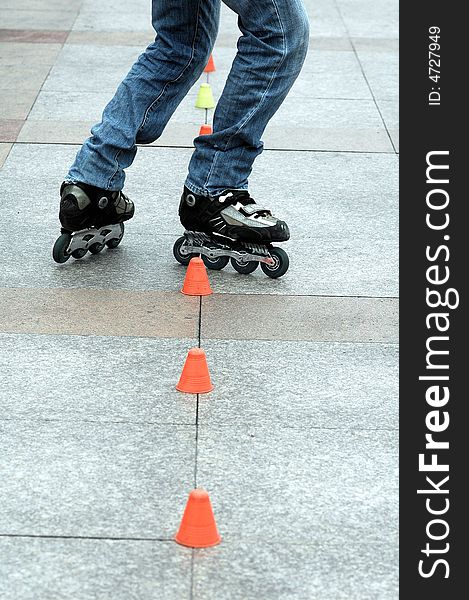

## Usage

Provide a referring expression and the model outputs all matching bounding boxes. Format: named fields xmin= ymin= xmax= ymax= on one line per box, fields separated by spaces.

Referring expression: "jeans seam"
xmin=108 ymin=149 xmax=122 ymax=189
xmin=203 ymin=0 xmax=287 ymax=190
xmin=138 ymin=0 xmax=203 ymax=133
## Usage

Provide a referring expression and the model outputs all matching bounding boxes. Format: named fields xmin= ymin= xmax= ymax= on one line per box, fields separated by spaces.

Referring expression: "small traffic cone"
xmin=195 ymin=83 xmax=215 ymax=109
xmin=204 ymin=54 xmax=216 ymax=73
xmin=175 ymin=489 xmax=221 ymax=548
xmin=181 ymin=257 xmax=212 ymax=296
xmin=176 ymin=348 xmax=213 ymax=394
xmin=199 ymin=124 xmax=213 ymax=135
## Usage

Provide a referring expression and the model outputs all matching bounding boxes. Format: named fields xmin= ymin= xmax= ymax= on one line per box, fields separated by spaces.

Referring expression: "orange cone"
xmin=181 ymin=257 xmax=212 ymax=296
xmin=175 ymin=489 xmax=221 ymax=548
xmin=176 ymin=348 xmax=213 ymax=394
xmin=204 ymin=54 xmax=216 ymax=73
xmin=199 ymin=124 xmax=213 ymax=135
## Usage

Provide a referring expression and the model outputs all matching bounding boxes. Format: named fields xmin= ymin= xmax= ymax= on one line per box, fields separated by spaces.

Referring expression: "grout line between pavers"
xmin=0 ymin=532 xmax=394 ymax=547
xmin=0 ymin=533 xmax=174 ymax=542
xmin=197 ymin=296 xmax=202 ymax=349
xmin=0 ymin=332 xmax=399 ymax=346
xmin=194 ymin=296 xmax=202 ymax=488
xmin=190 ymin=549 xmax=195 ymax=600
xmin=189 ymin=296 xmax=203 ymax=600
xmin=0 ymin=416 xmax=196 ymax=426
xmin=0 ymin=415 xmax=397 ymax=433
xmin=8 ymin=139 xmax=398 ymax=155
xmin=0 ymin=286 xmax=399 ymax=300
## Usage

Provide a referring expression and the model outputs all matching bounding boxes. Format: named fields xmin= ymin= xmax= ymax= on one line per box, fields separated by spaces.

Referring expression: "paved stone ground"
xmin=0 ymin=0 xmax=398 ymax=598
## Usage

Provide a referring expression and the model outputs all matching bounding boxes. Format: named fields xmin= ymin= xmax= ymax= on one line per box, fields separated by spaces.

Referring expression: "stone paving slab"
xmin=289 ymin=50 xmax=372 ymax=99
xmin=0 ymin=289 xmax=396 ymax=342
xmin=0 ymin=143 xmax=12 ymax=168
xmin=66 ymin=30 xmax=154 ymax=46
xmin=197 ymin=339 xmax=398 ymax=430
xmin=0 ymin=333 xmax=197 ymax=424
xmin=6 ymin=142 xmax=396 ymax=246
xmin=0 ymin=64 xmax=51 ymax=91
xmin=73 ymin=6 xmax=152 ymax=34
xmin=0 ymin=537 xmax=192 ymax=600
xmin=0 ymin=288 xmax=199 ymax=338
xmin=264 ymin=125 xmax=392 ymax=152
xmin=351 ymin=37 xmax=399 ymax=52
xmin=305 ymin=0 xmax=349 ymax=38
xmin=0 ymin=41 xmax=62 ymax=65
xmin=0 ymin=144 xmax=397 ymax=296
xmin=193 ymin=537 xmax=397 ymax=600
xmin=28 ymin=90 xmax=115 ymax=122
xmin=196 ymin=426 xmax=398 ymax=543
xmin=41 ymin=43 xmax=371 ymax=103
xmin=0 ymin=231 xmax=397 ymax=298
xmin=63 ymin=30 xmax=354 ymax=51
xmin=159 ymin=96 xmax=392 ymax=152
xmin=0 ymin=90 xmax=39 ymax=120
xmin=17 ymin=119 xmax=94 ymax=144
xmin=28 ymin=89 xmax=392 ymax=153
xmin=0 ymin=119 xmax=24 ymax=142
xmin=18 ymin=118 xmax=394 ymax=153
xmin=0 ymin=420 xmax=195 ymax=538
xmin=41 ymin=43 xmax=142 ymax=93
xmin=204 ymin=47 xmax=372 ymax=101
xmin=0 ymin=29 xmax=69 ymax=44
xmin=201 ymin=295 xmax=398 ymax=342
xmin=0 ymin=226 xmax=398 ymax=297
xmin=0 ymin=0 xmax=82 ymax=9
xmin=336 ymin=0 xmax=398 ymax=39
xmin=0 ymin=9 xmax=78 ymax=31
xmin=26 ymin=28 xmax=394 ymax=153
xmin=270 ymin=96 xmax=386 ymax=129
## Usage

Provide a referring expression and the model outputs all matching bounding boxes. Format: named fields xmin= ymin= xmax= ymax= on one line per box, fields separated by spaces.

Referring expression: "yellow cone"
xmin=195 ymin=83 xmax=215 ymax=109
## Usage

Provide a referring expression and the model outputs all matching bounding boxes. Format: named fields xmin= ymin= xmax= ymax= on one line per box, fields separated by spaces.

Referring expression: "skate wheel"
xmin=173 ymin=236 xmax=197 ymax=266
xmin=202 ymin=255 xmax=229 ymax=270
xmin=230 ymin=257 xmax=258 ymax=274
xmin=52 ymin=233 xmax=72 ymax=263
xmin=106 ymin=223 xmax=124 ymax=249
xmin=260 ymin=247 xmax=289 ymax=279
xmin=89 ymin=242 xmax=105 ymax=254
xmin=71 ymin=248 xmax=87 ymax=259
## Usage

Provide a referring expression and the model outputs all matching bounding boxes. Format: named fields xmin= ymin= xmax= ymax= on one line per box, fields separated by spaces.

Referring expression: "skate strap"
xmin=238 ymin=203 xmax=272 ymax=217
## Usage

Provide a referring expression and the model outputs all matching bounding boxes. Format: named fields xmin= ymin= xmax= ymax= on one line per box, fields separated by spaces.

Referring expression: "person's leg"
xmin=185 ymin=0 xmax=309 ymax=196
xmin=66 ymin=0 xmax=221 ymax=192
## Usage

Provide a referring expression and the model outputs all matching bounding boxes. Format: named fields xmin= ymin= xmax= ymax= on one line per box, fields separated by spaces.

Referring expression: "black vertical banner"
xmin=400 ymin=3 xmax=466 ymax=598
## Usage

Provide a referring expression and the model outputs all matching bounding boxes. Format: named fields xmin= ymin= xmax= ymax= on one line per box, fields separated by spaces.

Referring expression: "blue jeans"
xmin=67 ymin=0 xmax=309 ymax=196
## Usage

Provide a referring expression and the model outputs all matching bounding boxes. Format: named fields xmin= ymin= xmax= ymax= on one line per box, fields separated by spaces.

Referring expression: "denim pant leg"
xmin=67 ymin=0 xmax=220 ymax=191
xmin=186 ymin=0 xmax=309 ymax=196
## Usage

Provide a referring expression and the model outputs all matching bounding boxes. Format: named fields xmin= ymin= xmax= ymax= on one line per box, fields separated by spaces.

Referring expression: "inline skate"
xmin=173 ymin=187 xmax=290 ymax=279
xmin=52 ymin=182 xmax=134 ymax=264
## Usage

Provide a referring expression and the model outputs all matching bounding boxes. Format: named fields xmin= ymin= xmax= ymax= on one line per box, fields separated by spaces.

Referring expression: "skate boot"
xmin=173 ymin=187 xmax=290 ymax=278
xmin=53 ymin=181 xmax=134 ymax=264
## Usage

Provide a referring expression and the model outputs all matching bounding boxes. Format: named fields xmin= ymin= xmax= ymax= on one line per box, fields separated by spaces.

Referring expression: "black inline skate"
xmin=173 ymin=186 xmax=290 ymax=278
xmin=52 ymin=181 xmax=134 ymax=264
